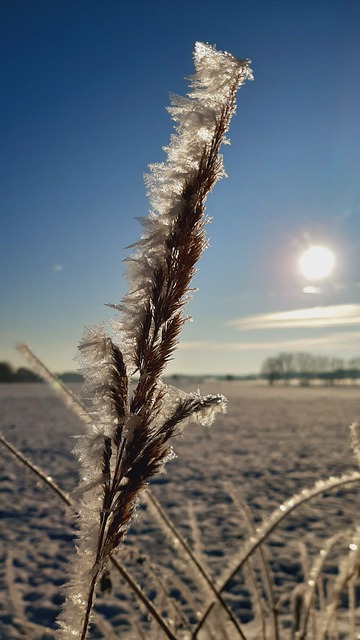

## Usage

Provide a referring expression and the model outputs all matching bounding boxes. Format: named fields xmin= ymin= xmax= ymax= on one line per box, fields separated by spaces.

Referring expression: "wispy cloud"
xmin=179 ymin=331 xmax=360 ymax=353
xmin=53 ymin=264 xmax=64 ymax=272
xmin=228 ymin=304 xmax=360 ymax=331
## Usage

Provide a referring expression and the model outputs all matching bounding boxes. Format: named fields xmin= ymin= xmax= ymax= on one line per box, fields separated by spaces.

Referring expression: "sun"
xmin=299 ymin=245 xmax=335 ymax=281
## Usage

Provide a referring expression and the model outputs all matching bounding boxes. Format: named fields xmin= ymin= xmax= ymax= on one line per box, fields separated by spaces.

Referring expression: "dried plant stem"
xmin=16 ymin=343 xmax=92 ymax=426
xmin=14 ymin=44 xmax=253 ymax=639
xmin=225 ymin=483 xmax=279 ymax=640
xmin=348 ymin=577 xmax=356 ymax=640
xmin=90 ymin=613 xmax=119 ymax=640
xmin=143 ymin=561 xmax=191 ymax=635
xmin=296 ymin=532 xmax=346 ymax=640
xmin=15 ymin=344 xmax=230 ymax=636
xmin=193 ymin=472 xmax=360 ymax=638
xmin=242 ymin=556 xmax=267 ymax=640
xmin=110 ymin=557 xmax=178 ymax=640
xmin=80 ymin=575 xmax=97 ymax=640
xmin=0 ymin=433 xmax=72 ymax=507
xmin=16 ymin=351 xmax=227 ymax=638
xmin=146 ymin=489 xmax=248 ymax=640
xmin=228 ymin=489 xmax=276 ymax=640
xmin=319 ymin=551 xmax=360 ymax=640
xmin=0 ymin=433 xmax=178 ymax=640
xmin=126 ymin=76 xmax=243 ymax=411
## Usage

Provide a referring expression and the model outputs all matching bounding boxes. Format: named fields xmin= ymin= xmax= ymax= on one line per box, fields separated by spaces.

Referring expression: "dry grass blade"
xmin=110 ymin=557 xmax=178 ymax=640
xmin=295 ymin=532 xmax=347 ymax=639
xmin=146 ymin=489 xmax=248 ymax=640
xmin=16 ymin=343 xmax=92 ymax=426
xmin=18 ymin=344 xmax=224 ymax=597
xmin=145 ymin=562 xmax=191 ymax=635
xmin=15 ymin=341 xmax=178 ymax=638
xmin=0 ymin=432 xmax=178 ymax=640
xmin=193 ymin=472 xmax=360 ymax=638
xmin=15 ymin=343 xmax=235 ymax=637
xmin=0 ymin=432 xmax=72 ymax=507
xmin=225 ymin=484 xmax=277 ymax=640
xmin=318 ymin=531 xmax=360 ymax=640
xmin=10 ymin=43 xmax=253 ymax=639
xmin=348 ymin=576 xmax=356 ymax=640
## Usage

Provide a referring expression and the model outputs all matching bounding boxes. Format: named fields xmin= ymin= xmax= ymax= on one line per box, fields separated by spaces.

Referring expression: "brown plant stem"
xmin=225 ymin=483 xmax=279 ymax=640
xmin=146 ymin=489 xmax=248 ymax=640
xmin=0 ymin=433 xmax=72 ymax=507
xmin=296 ymin=532 xmax=346 ymax=640
xmin=0 ymin=432 xmax=178 ymax=640
xmin=15 ymin=345 xmax=226 ymax=636
xmin=192 ymin=472 xmax=360 ymax=638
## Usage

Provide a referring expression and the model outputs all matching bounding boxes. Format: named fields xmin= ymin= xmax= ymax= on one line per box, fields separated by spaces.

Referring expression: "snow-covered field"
xmin=0 ymin=381 xmax=359 ymax=639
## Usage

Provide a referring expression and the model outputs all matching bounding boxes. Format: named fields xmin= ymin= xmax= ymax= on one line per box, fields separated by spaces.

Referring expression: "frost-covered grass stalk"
xmin=56 ymin=43 xmax=253 ymax=639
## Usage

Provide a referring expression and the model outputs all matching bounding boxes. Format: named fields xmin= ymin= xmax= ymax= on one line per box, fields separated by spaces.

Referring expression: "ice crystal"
xmin=57 ymin=42 xmax=251 ymax=639
xmin=215 ymin=471 xmax=360 ymax=604
xmin=350 ymin=421 xmax=360 ymax=466
xmin=112 ymin=43 xmax=252 ymax=366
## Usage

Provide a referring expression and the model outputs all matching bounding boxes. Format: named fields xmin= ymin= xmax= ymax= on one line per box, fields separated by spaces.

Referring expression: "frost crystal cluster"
xmin=56 ymin=42 xmax=252 ymax=639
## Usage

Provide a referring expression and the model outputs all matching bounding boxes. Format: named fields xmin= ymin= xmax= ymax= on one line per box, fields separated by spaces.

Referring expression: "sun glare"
xmin=299 ymin=245 xmax=335 ymax=281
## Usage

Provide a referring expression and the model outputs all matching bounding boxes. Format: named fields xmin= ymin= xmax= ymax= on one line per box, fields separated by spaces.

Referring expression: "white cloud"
xmin=228 ymin=304 xmax=360 ymax=331
xmin=53 ymin=264 xmax=64 ymax=272
xmin=179 ymin=331 xmax=360 ymax=353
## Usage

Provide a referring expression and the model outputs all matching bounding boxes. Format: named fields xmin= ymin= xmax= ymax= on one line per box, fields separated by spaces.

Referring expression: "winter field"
xmin=0 ymin=381 xmax=360 ymax=639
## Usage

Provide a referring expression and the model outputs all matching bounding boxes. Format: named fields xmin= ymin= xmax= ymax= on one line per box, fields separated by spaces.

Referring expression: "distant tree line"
xmin=261 ymin=353 xmax=360 ymax=385
xmin=0 ymin=362 xmax=83 ymax=383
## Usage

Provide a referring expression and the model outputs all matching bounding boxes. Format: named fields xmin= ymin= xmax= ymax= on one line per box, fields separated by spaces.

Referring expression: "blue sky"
xmin=1 ymin=0 xmax=360 ymax=375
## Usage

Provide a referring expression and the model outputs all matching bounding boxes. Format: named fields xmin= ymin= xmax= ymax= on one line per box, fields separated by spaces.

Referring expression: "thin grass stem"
xmin=147 ymin=564 xmax=190 ymax=636
xmin=319 ymin=562 xmax=359 ymax=640
xmin=0 ymin=433 xmax=178 ymax=640
xmin=227 ymin=487 xmax=275 ymax=640
xmin=0 ymin=433 xmax=72 ymax=507
xmin=193 ymin=472 xmax=360 ymax=638
xmin=146 ymin=488 xmax=248 ymax=640
xmin=110 ymin=556 xmax=178 ymax=640
xmin=348 ymin=577 xmax=356 ymax=640
xmin=16 ymin=343 xmax=92 ymax=426
xmin=296 ymin=532 xmax=346 ymax=640
xmin=16 ymin=344 xmax=236 ymax=637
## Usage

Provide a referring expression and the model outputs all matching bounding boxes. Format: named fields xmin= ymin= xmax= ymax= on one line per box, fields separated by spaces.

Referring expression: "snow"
xmin=1 ymin=382 xmax=360 ymax=638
